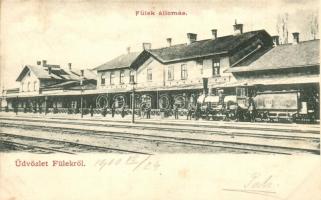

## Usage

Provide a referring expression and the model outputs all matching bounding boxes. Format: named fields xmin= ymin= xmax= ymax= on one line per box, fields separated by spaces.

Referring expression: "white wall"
xmin=97 ymin=68 xmax=132 ymax=90
xmin=20 ymin=70 xmax=40 ymax=94
xmin=136 ymin=57 xmax=164 ymax=88
xmin=95 ymin=55 xmax=236 ymax=90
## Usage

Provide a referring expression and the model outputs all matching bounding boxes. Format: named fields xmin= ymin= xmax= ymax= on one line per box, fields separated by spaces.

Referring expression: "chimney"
xmin=211 ymin=29 xmax=218 ymax=39
xmin=126 ymin=47 xmax=131 ymax=54
xmin=42 ymin=60 xmax=47 ymax=67
xmin=292 ymin=32 xmax=299 ymax=44
xmin=166 ymin=38 xmax=172 ymax=47
xmin=142 ymin=42 xmax=151 ymax=50
xmin=68 ymin=63 xmax=72 ymax=71
xmin=233 ymin=20 xmax=243 ymax=35
xmin=272 ymin=35 xmax=280 ymax=46
xmin=187 ymin=33 xmax=197 ymax=44
xmin=36 ymin=61 xmax=41 ymax=66
xmin=80 ymin=69 xmax=84 ymax=77
xmin=48 ymin=66 xmax=52 ymax=74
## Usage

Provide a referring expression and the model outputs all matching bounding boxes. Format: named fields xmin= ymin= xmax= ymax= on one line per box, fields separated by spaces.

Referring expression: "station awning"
xmin=210 ymin=75 xmax=319 ymax=88
xmin=135 ymin=83 xmax=203 ymax=92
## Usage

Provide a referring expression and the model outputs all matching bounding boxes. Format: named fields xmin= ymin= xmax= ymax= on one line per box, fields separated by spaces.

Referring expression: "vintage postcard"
xmin=0 ymin=0 xmax=320 ymax=199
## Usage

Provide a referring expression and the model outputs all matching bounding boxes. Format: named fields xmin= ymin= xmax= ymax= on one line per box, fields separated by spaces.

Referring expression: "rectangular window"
xmin=27 ymin=82 xmax=30 ymax=92
xmin=181 ymin=64 xmax=187 ymax=80
xmin=120 ymin=70 xmax=125 ymax=84
xmin=33 ymin=81 xmax=37 ymax=91
xmin=147 ymin=68 xmax=152 ymax=81
xmin=130 ymin=70 xmax=135 ymax=83
xmin=236 ymin=87 xmax=247 ymax=97
xmin=196 ymin=60 xmax=203 ymax=74
xmin=101 ymin=72 xmax=106 ymax=85
xmin=167 ymin=66 xmax=174 ymax=80
xmin=212 ymin=58 xmax=220 ymax=76
xmin=21 ymin=82 xmax=24 ymax=92
xmin=110 ymin=72 xmax=115 ymax=85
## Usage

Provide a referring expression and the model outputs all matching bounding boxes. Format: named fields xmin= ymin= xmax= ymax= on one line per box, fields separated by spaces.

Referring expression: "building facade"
xmin=3 ymin=60 xmax=97 ymax=114
xmin=1 ymin=22 xmax=319 ymax=122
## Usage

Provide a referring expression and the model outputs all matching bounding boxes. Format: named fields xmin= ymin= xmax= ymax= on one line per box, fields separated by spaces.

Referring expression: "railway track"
xmin=0 ymin=132 xmax=150 ymax=154
xmin=1 ymin=116 xmax=319 ymax=134
xmin=0 ymin=121 xmax=319 ymax=154
xmin=0 ymin=117 xmax=319 ymax=142
xmin=0 ymin=139 xmax=76 ymax=154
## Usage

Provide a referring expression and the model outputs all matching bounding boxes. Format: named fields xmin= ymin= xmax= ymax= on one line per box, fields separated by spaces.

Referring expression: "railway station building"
xmin=2 ymin=61 xmax=97 ymax=114
xmin=94 ymin=23 xmax=274 ymax=116
xmin=1 ymin=22 xmax=320 ymax=122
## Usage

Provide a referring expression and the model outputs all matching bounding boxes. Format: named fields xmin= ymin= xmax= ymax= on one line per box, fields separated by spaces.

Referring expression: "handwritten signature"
xmin=222 ymin=173 xmax=279 ymax=198
xmin=95 ymin=155 xmax=160 ymax=172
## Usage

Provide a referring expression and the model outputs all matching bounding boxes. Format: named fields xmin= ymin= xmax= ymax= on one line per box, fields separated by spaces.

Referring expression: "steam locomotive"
xmin=197 ymin=90 xmax=318 ymax=123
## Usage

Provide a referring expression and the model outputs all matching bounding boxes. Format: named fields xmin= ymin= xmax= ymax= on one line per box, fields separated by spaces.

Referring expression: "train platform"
xmin=0 ymin=111 xmax=320 ymax=131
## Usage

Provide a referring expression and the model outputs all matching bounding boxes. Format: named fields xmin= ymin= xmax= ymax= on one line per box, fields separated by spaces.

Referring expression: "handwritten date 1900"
xmin=95 ymin=155 xmax=160 ymax=172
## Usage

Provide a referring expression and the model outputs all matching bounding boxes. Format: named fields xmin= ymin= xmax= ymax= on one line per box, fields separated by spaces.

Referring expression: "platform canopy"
xmin=212 ymin=74 xmax=319 ymax=88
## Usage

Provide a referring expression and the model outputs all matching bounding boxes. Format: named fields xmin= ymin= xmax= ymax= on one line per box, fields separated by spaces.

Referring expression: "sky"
xmin=0 ymin=0 xmax=319 ymax=90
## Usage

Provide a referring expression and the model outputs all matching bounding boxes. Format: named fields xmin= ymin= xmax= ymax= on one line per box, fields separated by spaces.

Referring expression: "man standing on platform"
xmin=187 ymin=104 xmax=193 ymax=120
xmin=173 ymin=104 xmax=179 ymax=119
xmin=111 ymin=103 xmax=116 ymax=118
xmin=146 ymin=106 xmax=151 ymax=119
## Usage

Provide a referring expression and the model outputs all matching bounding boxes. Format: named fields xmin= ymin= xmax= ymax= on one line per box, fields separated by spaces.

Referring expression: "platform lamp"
xmin=129 ymin=74 xmax=136 ymax=123
xmin=15 ymin=96 xmax=18 ymax=115
xmin=80 ymin=79 xmax=84 ymax=118
xmin=80 ymin=69 xmax=85 ymax=118
xmin=44 ymin=96 xmax=47 ymax=115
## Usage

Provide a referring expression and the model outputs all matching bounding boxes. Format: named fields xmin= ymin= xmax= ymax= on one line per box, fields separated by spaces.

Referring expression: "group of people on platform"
xmin=99 ymin=102 xmax=202 ymax=120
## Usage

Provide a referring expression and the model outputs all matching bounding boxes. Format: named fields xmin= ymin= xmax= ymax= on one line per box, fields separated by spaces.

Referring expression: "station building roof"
xmin=94 ymin=52 xmax=141 ymax=71
xmin=147 ymin=30 xmax=270 ymax=63
xmin=95 ymin=29 xmax=271 ymax=71
xmin=227 ymin=39 xmax=320 ymax=73
xmin=16 ymin=65 xmax=96 ymax=82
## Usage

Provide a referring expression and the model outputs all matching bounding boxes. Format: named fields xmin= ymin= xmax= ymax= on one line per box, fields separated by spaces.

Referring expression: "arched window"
xmin=113 ymin=95 xmax=125 ymax=108
xmin=141 ymin=95 xmax=152 ymax=108
xmin=159 ymin=95 xmax=170 ymax=109
xmin=174 ymin=95 xmax=186 ymax=109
